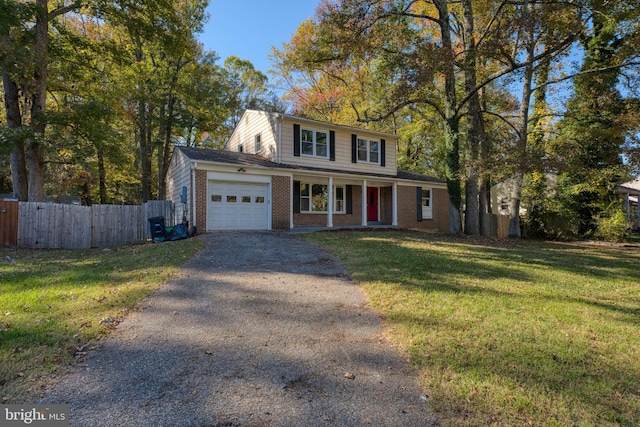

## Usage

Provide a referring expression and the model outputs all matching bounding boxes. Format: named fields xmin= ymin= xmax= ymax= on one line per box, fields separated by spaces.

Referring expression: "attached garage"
xmin=206 ymin=180 xmax=270 ymax=230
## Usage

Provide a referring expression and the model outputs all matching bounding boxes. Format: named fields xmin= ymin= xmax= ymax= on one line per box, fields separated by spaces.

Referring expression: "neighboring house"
xmin=166 ymin=109 xmax=449 ymax=232
xmin=618 ymin=178 xmax=640 ymax=231
xmin=491 ymin=173 xmax=557 ymax=216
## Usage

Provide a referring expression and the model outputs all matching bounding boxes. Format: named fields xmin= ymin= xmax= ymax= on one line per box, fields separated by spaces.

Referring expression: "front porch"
xmin=291 ymin=175 xmax=398 ymax=231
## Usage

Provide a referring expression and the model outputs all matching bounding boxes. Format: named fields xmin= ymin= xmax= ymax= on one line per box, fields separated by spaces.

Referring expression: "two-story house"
xmin=165 ymin=109 xmax=449 ymax=232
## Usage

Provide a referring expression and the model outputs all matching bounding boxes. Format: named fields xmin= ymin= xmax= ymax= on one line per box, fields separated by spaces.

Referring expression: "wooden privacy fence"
xmin=0 ymin=200 xmax=19 ymax=246
xmin=1 ymin=200 xmax=173 ymax=249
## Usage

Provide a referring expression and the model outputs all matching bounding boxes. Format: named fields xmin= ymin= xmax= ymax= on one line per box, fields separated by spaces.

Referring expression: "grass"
xmin=0 ymin=238 xmax=202 ymax=402
xmin=302 ymin=231 xmax=640 ymax=427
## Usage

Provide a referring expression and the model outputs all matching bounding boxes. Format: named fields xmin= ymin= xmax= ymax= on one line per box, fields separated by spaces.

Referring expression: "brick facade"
xmin=379 ymin=187 xmax=393 ymax=225
xmin=271 ymin=176 xmax=290 ymax=230
xmin=293 ymin=185 xmax=364 ymax=228
xmin=194 ymin=169 xmax=207 ymax=232
xmin=192 ymin=169 xmax=448 ymax=233
xmin=397 ymin=186 xmax=449 ymax=233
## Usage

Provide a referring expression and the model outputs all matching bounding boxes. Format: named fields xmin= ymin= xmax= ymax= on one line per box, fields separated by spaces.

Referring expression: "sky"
xmin=198 ymin=0 xmax=321 ymax=74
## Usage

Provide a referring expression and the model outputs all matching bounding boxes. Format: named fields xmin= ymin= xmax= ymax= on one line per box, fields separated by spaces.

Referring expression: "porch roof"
xmin=618 ymin=178 xmax=640 ymax=196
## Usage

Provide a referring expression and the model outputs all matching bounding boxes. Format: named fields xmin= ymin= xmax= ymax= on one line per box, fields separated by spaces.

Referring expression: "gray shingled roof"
xmin=176 ymin=146 xmax=444 ymax=184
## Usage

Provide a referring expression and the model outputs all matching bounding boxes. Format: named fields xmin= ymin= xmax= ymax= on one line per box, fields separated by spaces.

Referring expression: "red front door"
xmin=367 ymin=187 xmax=379 ymax=222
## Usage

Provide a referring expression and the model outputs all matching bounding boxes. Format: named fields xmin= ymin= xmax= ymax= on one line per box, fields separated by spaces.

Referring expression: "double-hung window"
xmin=334 ymin=186 xmax=345 ymax=213
xmin=421 ymin=189 xmax=432 ymax=219
xmin=357 ymin=138 xmax=380 ymax=164
xmin=301 ymin=128 xmax=329 ymax=158
xmin=299 ymin=182 xmax=345 ymax=213
xmin=254 ymin=134 xmax=262 ymax=153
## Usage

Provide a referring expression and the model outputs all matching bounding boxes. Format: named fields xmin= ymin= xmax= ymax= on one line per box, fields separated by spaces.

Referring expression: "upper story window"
xmin=238 ymin=144 xmax=243 ymax=153
xmin=254 ymin=134 xmax=262 ymax=153
xmin=499 ymin=197 xmax=509 ymax=212
xmin=357 ymin=138 xmax=380 ymax=164
xmin=301 ymin=128 xmax=328 ymax=158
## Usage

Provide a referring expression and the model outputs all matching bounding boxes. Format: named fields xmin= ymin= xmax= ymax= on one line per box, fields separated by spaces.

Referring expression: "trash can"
xmin=148 ymin=216 xmax=166 ymax=241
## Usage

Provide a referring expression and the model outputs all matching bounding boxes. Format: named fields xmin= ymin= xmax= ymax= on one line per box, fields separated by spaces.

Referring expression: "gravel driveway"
xmin=41 ymin=231 xmax=438 ymax=426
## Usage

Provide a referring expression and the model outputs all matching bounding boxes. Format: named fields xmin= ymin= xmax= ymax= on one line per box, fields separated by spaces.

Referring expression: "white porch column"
xmin=328 ymin=177 xmax=334 ymax=228
xmin=392 ymin=182 xmax=398 ymax=226
xmin=625 ymin=193 xmax=630 ymax=222
xmin=362 ymin=179 xmax=368 ymax=226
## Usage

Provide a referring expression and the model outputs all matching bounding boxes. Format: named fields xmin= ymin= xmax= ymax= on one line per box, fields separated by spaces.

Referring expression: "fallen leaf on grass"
xmin=204 ymin=350 xmax=212 ymax=355
xmin=343 ymin=372 xmax=355 ymax=380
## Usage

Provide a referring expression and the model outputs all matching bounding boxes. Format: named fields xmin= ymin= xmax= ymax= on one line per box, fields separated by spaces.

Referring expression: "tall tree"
xmin=553 ymin=0 xmax=638 ymax=235
xmin=0 ymin=0 xmax=83 ymax=201
xmin=272 ymin=0 xmax=583 ymax=235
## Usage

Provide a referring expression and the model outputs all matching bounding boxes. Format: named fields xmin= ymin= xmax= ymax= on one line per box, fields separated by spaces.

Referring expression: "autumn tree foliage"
xmin=1 ymin=0 xmax=277 ymax=203
xmin=272 ymin=0 xmax=640 ymax=238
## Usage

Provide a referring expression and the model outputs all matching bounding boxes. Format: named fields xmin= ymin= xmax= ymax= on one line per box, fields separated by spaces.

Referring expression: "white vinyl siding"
xmin=226 ymin=111 xmax=277 ymax=161
xmin=165 ymin=149 xmax=192 ymax=222
xmin=281 ymin=118 xmax=397 ymax=176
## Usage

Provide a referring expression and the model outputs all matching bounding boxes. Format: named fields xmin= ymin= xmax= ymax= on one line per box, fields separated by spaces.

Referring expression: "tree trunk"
xmin=27 ymin=0 xmax=49 ymax=202
xmin=138 ymin=102 xmax=152 ymax=202
xmin=508 ymin=171 xmax=524 ymax=237
xmin=2 ymin=72 xmax=28 ymax=200
xmin=478 ymin=86 xmax=492 ymax=235
xmin=158 ymin=97 xmax=175 ymax=200
xmin=97 ymin=148 xmax=107 ymax=204
xmin=509 ymin=1 xmax=535 ymax=238
xmin=462 ymin=0 xmax=482 ymax=235
xmin=435 ymin=0 xmax=462 ymax=234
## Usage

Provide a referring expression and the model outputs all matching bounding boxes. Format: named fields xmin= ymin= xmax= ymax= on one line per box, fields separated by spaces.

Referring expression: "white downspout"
xmin=191 ymin=162 xmax=197 ymax=230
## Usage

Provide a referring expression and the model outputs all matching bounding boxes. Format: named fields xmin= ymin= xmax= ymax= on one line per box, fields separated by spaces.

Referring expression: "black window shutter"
xmin=351 ymin=134 xmax=357 ymax=163
xmin=330 ymin=131 xmax=336 ymax=161
xmin=293 ymin=181 xmax=301 ymax=213
xmin=293 ymin=124 xmax=301 ymax=157
xmin=380 ymin=139 xmax=386 ymax=167
xmin=346 ymin=185 xmax=353 ymax=214
xmin=416 ymin=187 xmax=423 ymax=221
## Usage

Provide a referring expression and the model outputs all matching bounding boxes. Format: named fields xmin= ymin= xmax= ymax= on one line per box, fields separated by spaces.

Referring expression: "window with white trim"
xmin=357 ymin=137 xmax=379 ymax=163
xmin=238 ymin=144 xmax=243 ymax=153
xmin=334 ymin=186 xmax=345 ymax=213
xmin=299 ymin=182 xmax=345 ymax=213
xmin=422 ymin=189 xmax=432 ymax=219
xmin=254 ymin=133 xmax=262 ymax=153
xmin=301 ymin=128 xmax=329 ymax=158
xmin=499 ymin=197 xmax=509 ymax=212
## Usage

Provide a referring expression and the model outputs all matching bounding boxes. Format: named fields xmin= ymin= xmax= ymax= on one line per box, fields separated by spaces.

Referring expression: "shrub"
xmin=594 ymin=208 xmax=631 ymax=242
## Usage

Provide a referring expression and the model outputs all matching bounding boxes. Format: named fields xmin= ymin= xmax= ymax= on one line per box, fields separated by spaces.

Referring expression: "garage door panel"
xmin=207 ymin=181 xmax=269 ymax=230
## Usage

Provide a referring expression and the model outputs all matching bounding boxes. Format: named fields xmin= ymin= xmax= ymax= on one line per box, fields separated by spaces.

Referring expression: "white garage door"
xmin=207 ymin=181 xmax=269 ymax=230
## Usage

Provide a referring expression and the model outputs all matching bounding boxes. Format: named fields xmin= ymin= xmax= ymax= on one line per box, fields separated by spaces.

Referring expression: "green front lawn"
xmin=303 ymin=231 xmax=640 ymax=427
xmin=0 ymin=238 xmax=202 ymax=402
